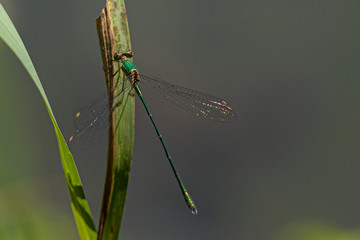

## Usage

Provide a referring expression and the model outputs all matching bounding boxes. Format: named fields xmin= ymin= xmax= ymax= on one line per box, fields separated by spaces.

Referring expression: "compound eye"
xmin=123 ymin=50 xmax=134 ymax=58
xmin=113 ymin=52 xmax=122 ymax=60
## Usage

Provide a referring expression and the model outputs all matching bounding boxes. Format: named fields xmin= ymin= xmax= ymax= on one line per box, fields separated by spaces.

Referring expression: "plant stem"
xmin=96 ymin=1 xmax=134 ymax=239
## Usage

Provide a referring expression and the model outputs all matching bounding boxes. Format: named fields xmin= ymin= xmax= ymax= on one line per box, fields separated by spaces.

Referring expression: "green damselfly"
xmin=69 ymin=50 xmax=236 ymax=214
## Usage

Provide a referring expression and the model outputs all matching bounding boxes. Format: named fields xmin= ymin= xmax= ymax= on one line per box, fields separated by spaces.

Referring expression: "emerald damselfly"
xmin=69 ymin=50 xmax=237 ymax=214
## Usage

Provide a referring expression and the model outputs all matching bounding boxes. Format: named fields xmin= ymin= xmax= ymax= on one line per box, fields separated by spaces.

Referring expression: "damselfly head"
xmin=114 ymin=50 xmax=133 ymax=61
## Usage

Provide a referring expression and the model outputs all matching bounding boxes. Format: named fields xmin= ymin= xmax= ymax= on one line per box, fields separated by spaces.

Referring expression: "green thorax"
xmin=121 ymin=60 xmax=137 ymax=76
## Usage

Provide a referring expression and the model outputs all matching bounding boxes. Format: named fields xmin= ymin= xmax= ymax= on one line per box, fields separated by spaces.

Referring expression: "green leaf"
xmin=96 ymin=0 xmax=135 ymax=239
xmin=0 ymin=4 xmax=97 ymax=240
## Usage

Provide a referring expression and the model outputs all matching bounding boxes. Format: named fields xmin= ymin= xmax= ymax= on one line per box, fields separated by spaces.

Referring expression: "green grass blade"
xmin=96 ymin=0 xmax=135 ymax=239
xmin=0 ymin=4 xmax=97 ymax=240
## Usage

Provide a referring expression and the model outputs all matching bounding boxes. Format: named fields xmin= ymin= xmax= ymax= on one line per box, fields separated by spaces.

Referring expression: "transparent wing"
xmin=69 ymin=79 xmax=132 ymax=152
xmin=73 ymin=80 xmax=132 ymax=129
xmin=69 ymin=73 xmax=237 ymax=151
xmin=139 ymin=74 xmax=237 ymax=121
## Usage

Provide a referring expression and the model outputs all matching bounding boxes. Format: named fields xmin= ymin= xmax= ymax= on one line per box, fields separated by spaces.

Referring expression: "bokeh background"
xmin=1 ymin=0 xmax=360 ymax=239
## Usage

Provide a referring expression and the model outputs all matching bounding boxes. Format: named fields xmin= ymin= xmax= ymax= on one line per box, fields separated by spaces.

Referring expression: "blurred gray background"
xmin=1 ymin=0 xmax=360 ymax=239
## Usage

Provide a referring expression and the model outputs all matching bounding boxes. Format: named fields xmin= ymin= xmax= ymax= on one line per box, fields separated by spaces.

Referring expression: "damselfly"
xmin=69 ymin=50 xmax=237 ymax=214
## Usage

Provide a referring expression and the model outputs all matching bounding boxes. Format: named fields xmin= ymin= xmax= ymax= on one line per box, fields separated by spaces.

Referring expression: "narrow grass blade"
xmin=0 ymin=4 xmax=97 ymax=240
xmin=96 ymin=0 xmax=135 ymax=239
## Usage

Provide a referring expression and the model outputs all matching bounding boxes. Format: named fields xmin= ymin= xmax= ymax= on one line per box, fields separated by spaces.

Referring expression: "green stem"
xmin=96 ymin=1 xmax=134 ymax=239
